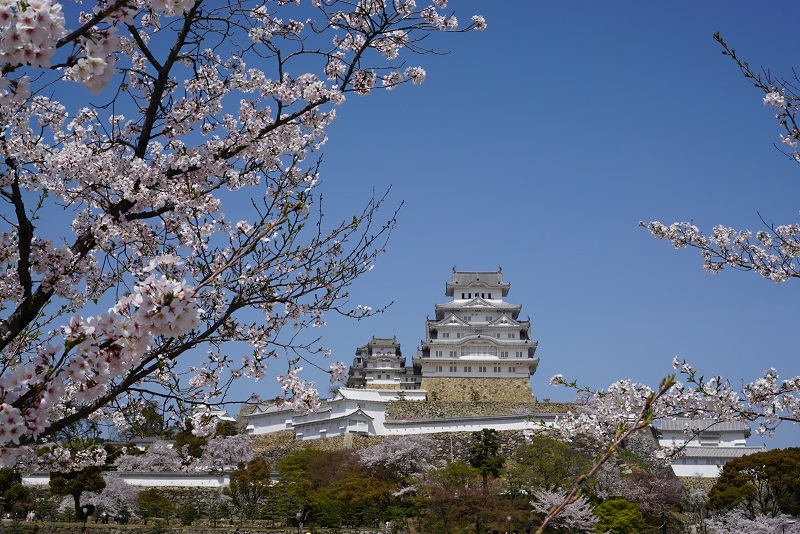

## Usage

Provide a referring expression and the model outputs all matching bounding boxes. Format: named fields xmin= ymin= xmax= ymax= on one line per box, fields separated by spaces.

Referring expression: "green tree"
xmin=0 ymin=469 xmax=22 ymax=513
xmin=49 ymin=466 xmax=106 ymax=521
xmin=136 ymin=488 xmax=175 ymax=524
xmin=228 ymin=456 xmax=272 ymax=521
xmin=3 ymin=483 xmax=34 ymax=518
xmin=505 ymin=436 xmax=592 ymax=498
xmin=593 ymin=498 xmax=646 ymax=534
xmin=172 ymin=422 xmax=208 ymax=463
xmin=418 ymin=461 xmax=508 ymax=534
xmin=275 ymin=448 xmax=398 ymax=528
xmin=707 ymin=447 xmax=800 ymax=518
xmin=177 ymin=502 xmax=201 ymax=526
xmin=469 ymin=429 xmax=505 ymax=491
xmin=319 ymin=460 xmax=396 ymax=527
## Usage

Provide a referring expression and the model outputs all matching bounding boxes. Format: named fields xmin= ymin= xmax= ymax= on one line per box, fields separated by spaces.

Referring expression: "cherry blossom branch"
xmin=537 ymin=376 xmax=676 ymax=533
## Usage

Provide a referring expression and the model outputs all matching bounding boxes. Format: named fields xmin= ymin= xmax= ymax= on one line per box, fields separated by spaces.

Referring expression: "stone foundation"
xmin=421 ymin=376 xmax=534 ymax=402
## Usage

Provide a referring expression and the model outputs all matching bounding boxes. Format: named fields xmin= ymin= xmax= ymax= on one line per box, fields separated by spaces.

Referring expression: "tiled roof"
xmin=336 ymin=388 xmax=391 ymax=402
xmin=656 ymin=418 xmax=750 ymax=432
xmin=679 ymin=446 xmax=765 ymax=459
xmin=293 ymin=408 xmax=374 ymax=427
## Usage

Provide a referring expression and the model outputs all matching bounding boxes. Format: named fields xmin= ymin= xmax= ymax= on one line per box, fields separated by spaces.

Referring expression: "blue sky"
xmin=276 ymin=1 xmax=800 ymax=449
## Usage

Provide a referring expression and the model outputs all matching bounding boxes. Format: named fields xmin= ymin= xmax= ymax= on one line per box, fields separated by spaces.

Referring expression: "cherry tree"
xmin=195 ymin=433 xmax=255 ymax=472
xmin=705 ymin=510 xmax=800 ymax=534
xmin=81 ymin=473 xmax=139 ymax=517
xmin=0 ymin=0 xmax=485 ymax=468
xmin=530 ymin=489 xmax=597 ymax=534
xmin=114 ymin=440 xmax=182 ymax=472
xmin=359 ymin=435 xmax=437 ymax=477
xmin=621 ymin=472 xmax=683 ymax=524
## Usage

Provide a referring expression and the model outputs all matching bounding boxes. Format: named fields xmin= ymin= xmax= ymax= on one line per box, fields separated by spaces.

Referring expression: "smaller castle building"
xmin=655 ymin=417 xmax=765 ymax=477
xmin=346 ymin=336 xmax=421 ymax=390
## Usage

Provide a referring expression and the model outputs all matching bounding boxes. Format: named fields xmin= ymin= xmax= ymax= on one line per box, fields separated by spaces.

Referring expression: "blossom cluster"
xmin=705 ymin=510 xmax=800 ymax=534
xmin=531 ymin=489 xmax=597 ymax=532
xmin=641 ymin=220 xmax=800 ymax=283
xmin=276 ymin=367 xmax=321 ymax=413
xmin=0 ymin=0 xmax=66 ymax=68
xmin=0 ymin=261 xmax=201 ymax=468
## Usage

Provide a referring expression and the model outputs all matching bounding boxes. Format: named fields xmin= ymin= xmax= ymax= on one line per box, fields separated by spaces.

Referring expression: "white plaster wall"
xmin=385 ymin=416 xmax=556 ymax=436
xmin=245 ymin=409 xmax=294 ymax=435
xmin=24 ymin=473 xmax=233 ymax=488
xmin=669 ymin=461 xmax=724 ymax=478
xmin=658 ymin=430 xmax=747 ymax=448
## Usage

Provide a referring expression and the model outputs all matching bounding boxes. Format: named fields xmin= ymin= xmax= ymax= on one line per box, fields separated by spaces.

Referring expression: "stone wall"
xmin=250 ymin=431 xmax=383 ymax=467
xmin=420 ymin=377 xmax=534 ymax=402
xmin=385 ymin=400 xmax=570 ymax=420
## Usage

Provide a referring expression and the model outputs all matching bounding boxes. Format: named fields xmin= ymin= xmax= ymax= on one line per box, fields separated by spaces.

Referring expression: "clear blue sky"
xmin=261 ymin=1 xmax=800 ymax=449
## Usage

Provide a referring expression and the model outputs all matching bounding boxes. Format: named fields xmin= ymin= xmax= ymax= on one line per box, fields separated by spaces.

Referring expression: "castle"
xmin=242 ymin=269 xmax=763 ymax=478
xmin=244 ymin=269 xmax=551 ymax=439
xmin=344 ymin=268 xmax=539 ymax=401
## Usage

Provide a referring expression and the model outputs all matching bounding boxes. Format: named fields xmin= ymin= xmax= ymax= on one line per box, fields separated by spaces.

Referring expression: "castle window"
xmin=496 ymin=333 xmax=500 ymax=338
xmin=461 ymin=293 xmax=465 ymax=298
xmin=493 ymin=366 xmax=500 ymax=373
xmin=485 ymin=316 xmax=492 ymax=322
xmin=516 ymin=351 xmax=523 ymax=358
xmin=456 ymin=333 xmax=462 ymax=338
xmin=435 ymin=350 xmax=443 ymax=357
xmin=436 ymin=366 xmax=443 ymax=372
xmin=507 ymin=333 xmax=515 ymax=339
xmin=450 ymin=365 xmax=457 ymax=372
xmin=500 ymin=351 xmax=509 ymax=358
xmin=478 ymin=366 xmax=487 ymax=373
xmin=442 ymin=332 xmax=450 ymax=338
xmin=450 ymin=350 xmax=458 ymax=357
xmin=508 ymin=367 xmax=515 ymax=373
xmin=463 ymin=366 xmax=472 ymax=372
xmin=488 ymin=293 xmax=492 ymax=299
xmin=464 ymin=316 xmax=470 ymax=323
xmin=377 ymin=374 xmax=382 ymax=379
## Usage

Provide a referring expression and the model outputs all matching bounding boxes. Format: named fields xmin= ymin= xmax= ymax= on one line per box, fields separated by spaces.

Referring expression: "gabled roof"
xmin=434 ymin=313 xmax=469 ymax=327
xmin=293 ymin=407 xmax=374 ymax=428
xmin=487 ymin=314 xmax=522 ymax=327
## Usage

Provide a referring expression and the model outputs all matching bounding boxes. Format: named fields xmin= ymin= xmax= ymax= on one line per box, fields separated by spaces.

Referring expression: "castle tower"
xmin=413 ymin=269 xmax=539 ymax=402
xmin=346 ymin=336 xmax=421 ymax=390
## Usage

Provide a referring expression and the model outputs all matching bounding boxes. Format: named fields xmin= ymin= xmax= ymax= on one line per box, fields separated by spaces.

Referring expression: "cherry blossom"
xmin=530 ymin=489 xmax=597 ymax=533
xmin=705 ymin=510 xmax=800 ymax=534
xmin=0 ymin=0 xmax=486 ymax=468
